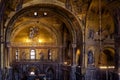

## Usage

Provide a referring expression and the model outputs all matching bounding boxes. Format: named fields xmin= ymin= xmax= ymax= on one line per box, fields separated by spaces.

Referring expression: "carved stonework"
xmin=12 ymin=61 xmax=59 ymax=80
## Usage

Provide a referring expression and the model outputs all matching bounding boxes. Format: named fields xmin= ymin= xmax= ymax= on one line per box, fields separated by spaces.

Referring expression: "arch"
xmin=5 ymin=3 xmax=83 ymax=67
xmin=5 ymin=4 xmax=82 ymax=45
xmin=45 ymin=67 xmax=54 ymax=73
xmin=10 ymin=20 xmax=60 ymax=45
xmin=45 ymin=67 xmax=55 ymax=80
xmin=100 ymin=47 xmax=115 ymax=66
xmin=26 ymin=65 xmax=41 ymax=75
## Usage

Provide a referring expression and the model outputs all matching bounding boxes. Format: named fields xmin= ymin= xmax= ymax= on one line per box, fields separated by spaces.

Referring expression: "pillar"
xmin=7 ymin=47 xmax=12 ymax=67
xmin=0 ymin=0 xmax=6 ymax=69
xmin=58 ymin=46 xmax=63 ymax=80
xmin=113 ymin=7 xmax=120 ymax=80
xmin=70 ymin=43 xmax=76 ymax=80
xmin=119 ymin=47 xmax=120 ymax=80
xmin=72 ymin=43 xmax=77 ymax=65
xmin=59 ymin=46 xmax=63 ymax=64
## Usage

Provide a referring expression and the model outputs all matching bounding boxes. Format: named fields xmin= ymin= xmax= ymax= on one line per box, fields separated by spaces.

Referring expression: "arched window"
xmin=15 ymin=49 xmax=19 ymax=60
xmin=30 ymin=49 xmax=36 ymax=59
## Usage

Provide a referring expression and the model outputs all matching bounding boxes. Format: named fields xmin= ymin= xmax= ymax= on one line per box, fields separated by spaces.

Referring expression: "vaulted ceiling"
xmin=2 ymin=0 xmax=120 ymax=43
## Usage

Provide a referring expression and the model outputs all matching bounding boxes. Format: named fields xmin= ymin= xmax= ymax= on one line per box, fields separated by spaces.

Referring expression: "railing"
xmin=84 ymin=68 xmax=119 ymax=80
xmin=98 ymin=69 xmax=119 ymax=80
xmin=14 ymin=59 xmax=58 ymax=63
xmin=9 ymin=60 xmax=60 ymax=80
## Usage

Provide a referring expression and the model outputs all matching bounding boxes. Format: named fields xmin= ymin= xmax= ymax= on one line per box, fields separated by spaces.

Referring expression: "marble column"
xmin=70 ymin=43 xmax=77 ymax=80
xmin=0 ymin=0 xmax=7 ymax=69
xmin=72 ymin=43 xmax=77 ymax=65
xmin=116 ymin=42 xmax=120 ymax=80
xmin=59 ymin=46 xmax=63 ymax=64
xmin=58 ymin=46 xmax=63 ymax=80
xmin=7 ymin=46 xmax=12 ymax=67
xmin=0 ymin=2 xmax=4 ymax=66
xmin=118 ymin=48 xmax=120 ymax=80
xmin=114 ymin=8 xmax=120 ymax=80
xmin=118 ymin=64 xmax=120 ymax=80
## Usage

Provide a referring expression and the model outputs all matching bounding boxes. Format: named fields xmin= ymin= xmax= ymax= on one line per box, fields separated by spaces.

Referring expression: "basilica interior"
xmin=0 ymin=0 xmax=120 ymax=80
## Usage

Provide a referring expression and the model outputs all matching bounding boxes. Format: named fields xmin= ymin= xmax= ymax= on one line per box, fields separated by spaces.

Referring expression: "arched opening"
xmin=5 ymin=4 xmax=83 ymax=80
xmin=46 ymin=67 xmax=54 ymax=80
xmin=98 ymin=47 xmax=115 ymax=80
xmin=27 ymin=66 xmax=40 ymax=75
xmin=103 ymin=49 xmax=114 ymax=66
xmin=99 ymin=48 xmax=115 ymax=67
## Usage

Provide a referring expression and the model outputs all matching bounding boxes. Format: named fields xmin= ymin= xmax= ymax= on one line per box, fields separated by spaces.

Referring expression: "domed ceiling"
xmin=86 ymin=0 xmax=115 ymax=40
xmin=11 ymin=24 xmax=56 ymax=43
xmin=10 ymin=10 xmax=64 ymax=44
xmin=3 ymin=0 xmax=120 ymax=43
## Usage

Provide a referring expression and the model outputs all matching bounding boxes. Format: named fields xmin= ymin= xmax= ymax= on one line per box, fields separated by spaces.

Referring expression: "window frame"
xmin=15 ymin=49 xmax=19 ymax=60
xmin=30 ymin=49 xmax=36 ymax=60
